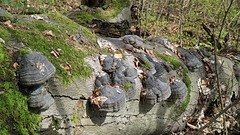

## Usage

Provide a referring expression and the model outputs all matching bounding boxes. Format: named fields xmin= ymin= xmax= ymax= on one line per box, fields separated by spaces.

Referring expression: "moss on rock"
xmin=155 ymin=51 xmax=191 ymax=112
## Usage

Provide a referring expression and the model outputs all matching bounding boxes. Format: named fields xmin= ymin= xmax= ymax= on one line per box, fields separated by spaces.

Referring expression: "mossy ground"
xmin=7 ymin=13 xmax=97 ymax=85
xmin=0 ymin=42 xmax=41 ymax=134
xmin=155 ymin=52 xmax=191 ymax=114
xmin=69 ymin=0 xmax=130 ymax=24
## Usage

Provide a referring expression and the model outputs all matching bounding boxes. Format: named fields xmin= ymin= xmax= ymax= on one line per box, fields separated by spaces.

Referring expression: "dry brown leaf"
xmin=138 ymin=74 xmax=143 ymax=79
xmin=100 ymin=60 xmax=104 ymax=66
xmin=64 ymin=64 xmax=71 ymax=70
xmin=140 ymin=88 xmax=147 ymax=96
xmin=4 ymin=20 xmax=11 ymax=25
xmin=43 ymin=30 xmax=55 ymax=37
xmin=114 ymin=53 xmax=123 ymax=59
xmin=71 ymin=36 xmax=76 ymax=41
xmin=13 ymin=62 xmax=19 ymax=70
xmin=145 ymin=48 xmax=150 ymax=54
xmin=51 ymin=51 xmax=58 ymax=58
xmin=164 ymin=51 xmax=171 ymax=56
xmin=135 ymin=59 xmax=139 ymax=68
xmin=34 ymin=16 xmax=44 ymax=20
xmin=114 ymin=85 xmax=120 ymax=88
xmin=187 ymin=123 xmax=199 ymax=130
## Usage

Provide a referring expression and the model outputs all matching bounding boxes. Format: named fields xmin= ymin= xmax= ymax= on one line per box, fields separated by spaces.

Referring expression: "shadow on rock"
xmin=86 ymin=101 xmax=107 ymax=126
xmin=138 ymin=97 xmax=155 ymax=114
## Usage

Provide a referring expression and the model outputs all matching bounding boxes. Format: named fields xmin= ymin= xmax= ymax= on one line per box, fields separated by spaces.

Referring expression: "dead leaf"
xmin=4 ymin=20 xmax=11 ymax=25
xmin=187 ymin=123 xmax=199 ymax=130
xmin=64 ymin=64 xmax=71 ymax=70
xmin=50 ymin=50 xmax=59 ymax=58
xmin=114 ymin=85 xmax=120 ymax=88
xmin=65 ymin=30 xmax=70 ymax=36
xmin=114 ymin=53 xmax=123 ymax=59
xmin=33 ymin=16 xmax=44 ymax=20
xmin=71 ymin=36 xmax=76 ymax=41
xmin=42 ymin=30 xmax=55 ymax=37
xmin=13 ymin=62 xmax=19 ymax=69
xmin=164 ymin=51 xmax=171 ymax=56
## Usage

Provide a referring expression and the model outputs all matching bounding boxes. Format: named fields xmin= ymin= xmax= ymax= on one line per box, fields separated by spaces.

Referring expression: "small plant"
xmin=124 ymin=81 xmax=132 ymax=92
xmin=142 ymin=60 xmax=151 ymax=70
xmin=18 ymin=48 xmax=30 ymax=57
xmin=72 ymin=113 xmax=81 ymax=125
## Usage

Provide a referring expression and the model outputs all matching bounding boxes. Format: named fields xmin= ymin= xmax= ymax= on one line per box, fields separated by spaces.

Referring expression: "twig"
xmin=216 ymin=0 xmax=234 ymax=49
xmin=213 ymin=28 xmax=226 ymax=135
xmin=179 ymin=0 xmax=184 ymax=47
xmin=194 ymin=97 xmax=240 ymax=135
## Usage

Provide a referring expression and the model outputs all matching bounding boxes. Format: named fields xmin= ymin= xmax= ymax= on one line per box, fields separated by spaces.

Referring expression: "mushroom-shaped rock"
xmin=27 ymin=85 xmax=54 ymax=110
xmin=101 ymin=55 xmax=114 ymax=72
xmin=112 ymin=70 xmax=126 ymax=86
xmin=146 ymin=37 xmax=175 ymax=51
xmin=146 ymin=56 xmax=166 ymax=76
xmin=99 ymin=85 xmax=126 ymax=112
xmin=124 ymin=77 xmax=137 ymax=100
xmin=146 ymin=37 xmax=172 ymax=45
xmin=124 ymin=66 xmax=138 ymax=79
xmin=169 ymin=80 xmax=188 ymax=99
xmin=142 ymin=75 xmax=171 ymax=102
xmin=177 ymin=48 xmax=202 ymax=72
xmin=40 ymin=92 xmax=55 ymax=110
xmin=28 ymin=86 xmax=46 ymax=108
xmin=122 ymin=35 xmax=144 ymax=48
xmin=153 ymin=62 xmax=166 ymax=77
xmin=145 ymin=89 xmax=157 ymax=105
xmin=95 ymin=71 xmax=110 ymax=88
xmin=135 ymin=53 xmax=156 ymax=74
xmin=18 ymin=54 xmax=56 ymax=86
xmin=155 ymin=79 xmax=171 ymax=101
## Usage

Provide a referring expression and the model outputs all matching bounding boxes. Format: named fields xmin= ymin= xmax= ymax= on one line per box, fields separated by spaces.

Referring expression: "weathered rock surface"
xmin=38 ymin=35 xmax=203 ymax=135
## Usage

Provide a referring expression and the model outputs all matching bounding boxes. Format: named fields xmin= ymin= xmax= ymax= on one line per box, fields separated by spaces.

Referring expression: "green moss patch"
xmin=13 ymin=14 xmax=95 ymax=84
xmin=0 ymin=44 xmax=41 ymax=135
xmin=70 ymin=12 xmax=94 ymax=24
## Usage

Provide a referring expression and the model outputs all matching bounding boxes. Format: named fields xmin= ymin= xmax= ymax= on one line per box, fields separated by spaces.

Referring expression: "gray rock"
xmin=200 ymin=48 xmax=211 ymax=57
xmin=146 ymin=37 xmax=172 ymax=45
xmin=18 ymin=54 xmax=56 ymax=86
xmin=99 ymin=85 xmax=126 ymax=112
xmin=233 ymin=63 xmax=240 ymax=82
